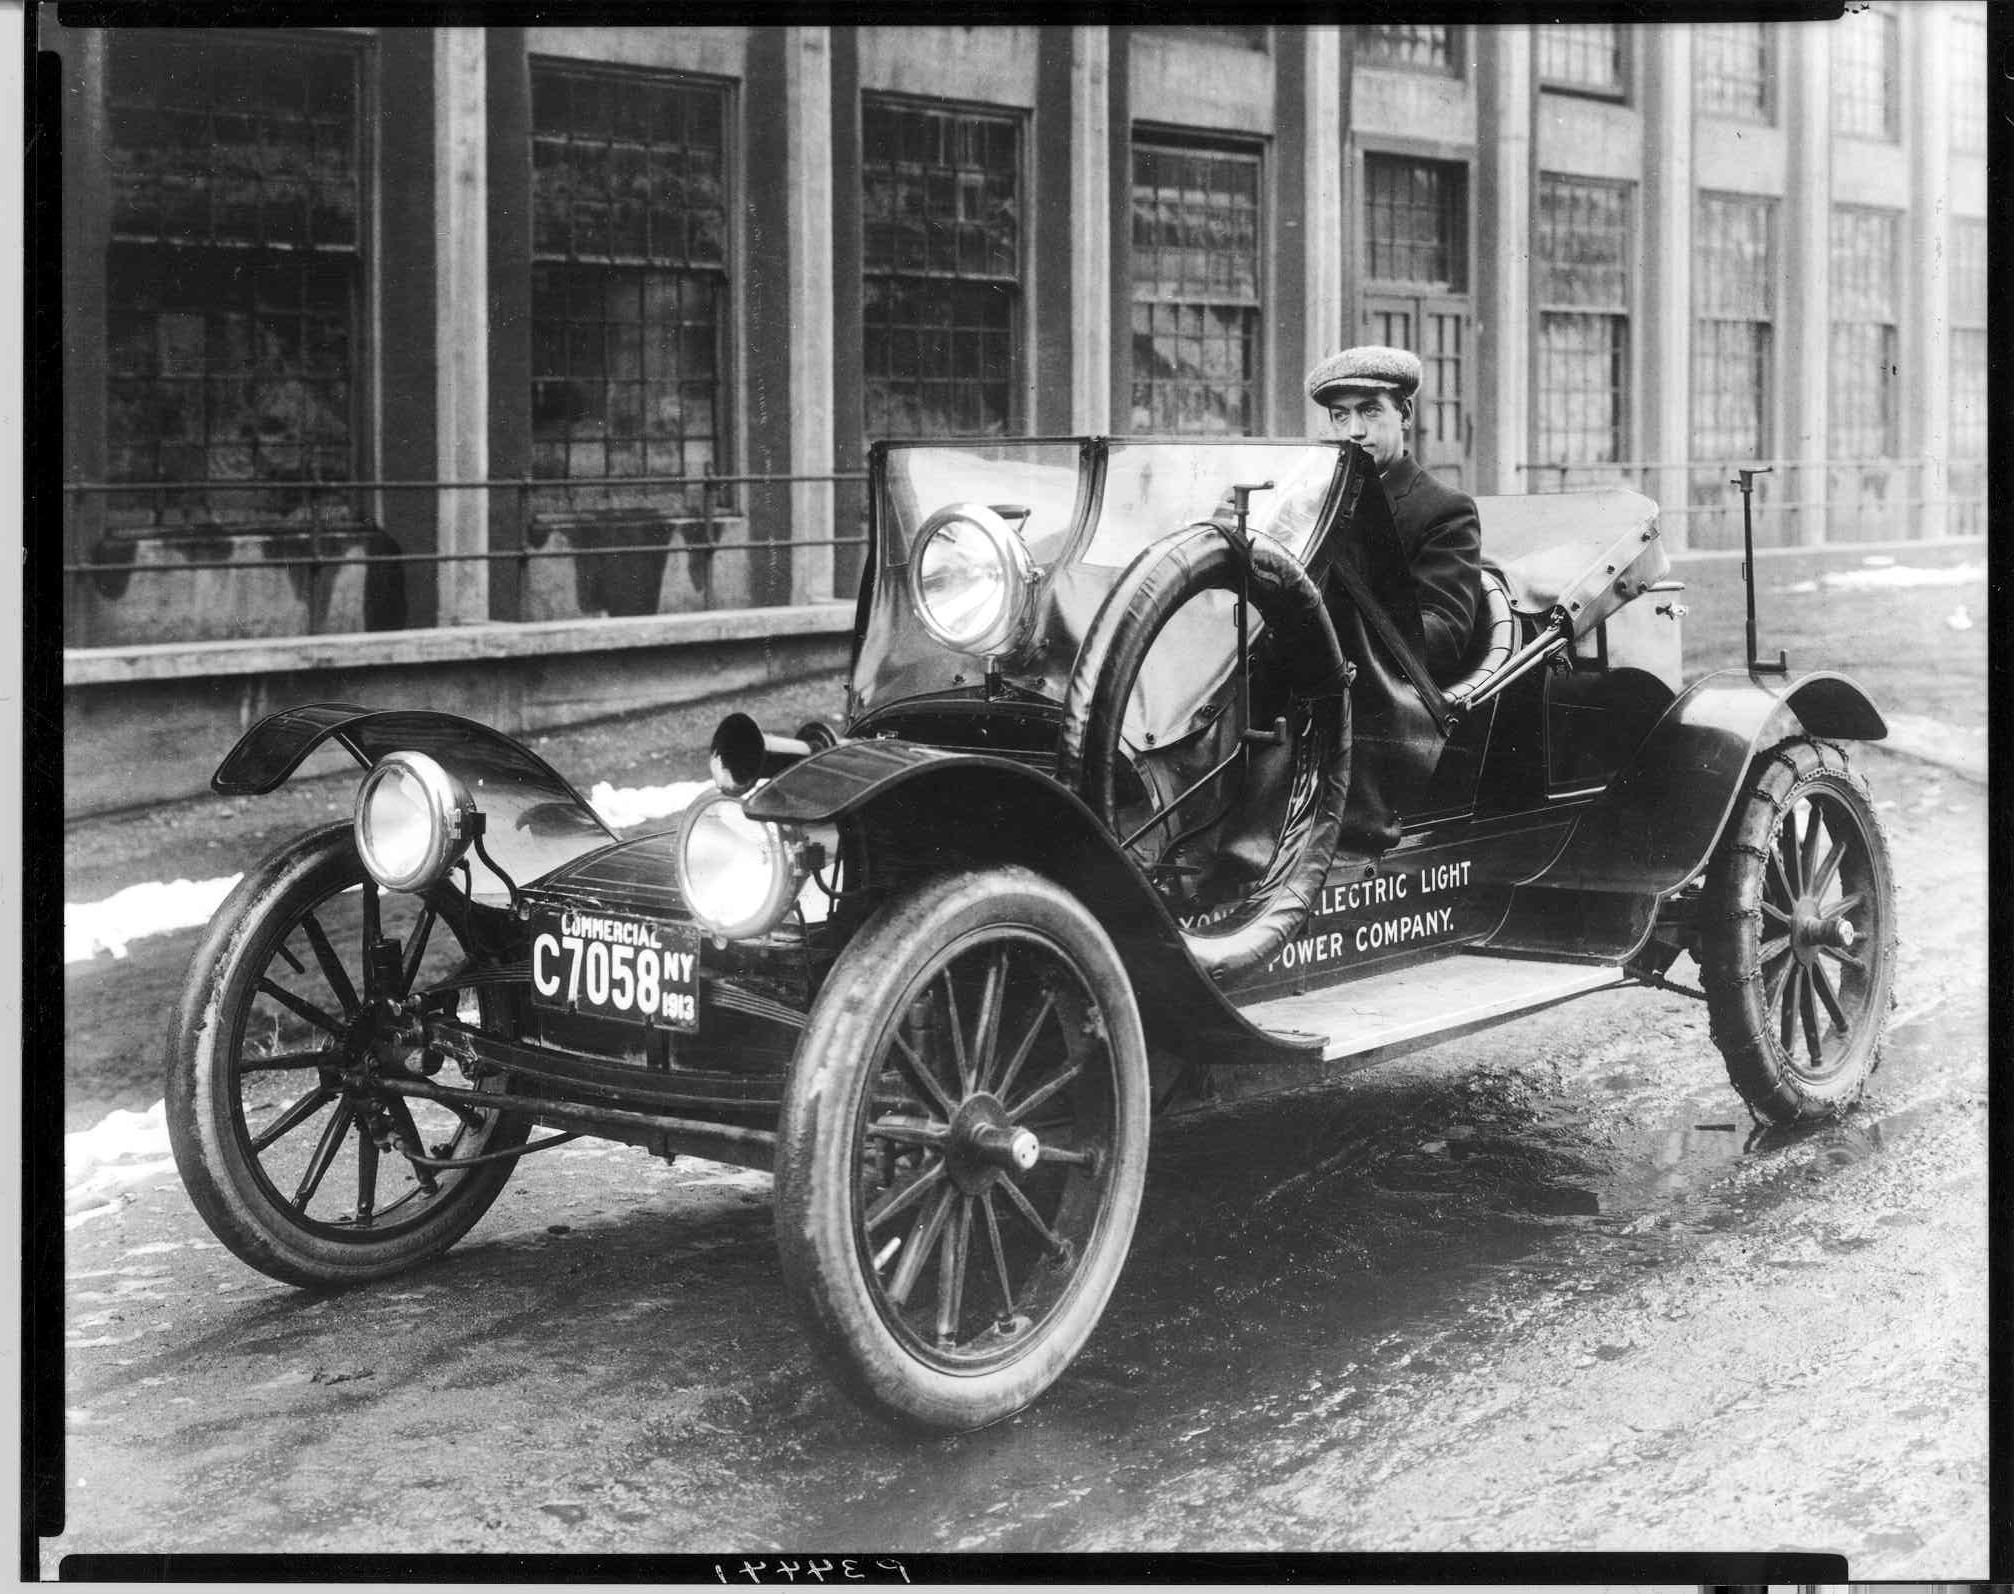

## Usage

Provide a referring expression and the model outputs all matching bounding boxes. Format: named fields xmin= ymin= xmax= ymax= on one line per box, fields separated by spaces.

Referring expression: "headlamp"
xmin=353 ymin=751 xmax=478 ymax=893
xmin=906 ymin=502 xmax=1036 ymax=658
xmin=674 ymin=788 xmax=809 ymax=941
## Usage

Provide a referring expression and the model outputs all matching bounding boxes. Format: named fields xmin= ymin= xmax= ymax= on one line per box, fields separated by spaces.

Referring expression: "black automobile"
xmin=167 ymin=436 xmax=1895 ymax=1432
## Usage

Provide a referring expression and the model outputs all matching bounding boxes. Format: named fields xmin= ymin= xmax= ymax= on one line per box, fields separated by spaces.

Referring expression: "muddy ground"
xmin=44 ymin=571 xmax=1991 ymax=1572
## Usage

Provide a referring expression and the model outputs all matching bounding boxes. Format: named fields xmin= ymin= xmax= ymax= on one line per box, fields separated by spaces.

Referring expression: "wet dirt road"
xmin=46 ymin=743 xmax=1989 ymax=1572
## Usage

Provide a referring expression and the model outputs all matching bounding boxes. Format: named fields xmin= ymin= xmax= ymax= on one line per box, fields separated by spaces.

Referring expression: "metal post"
xmin=1733 ymin=465 xmax=1786 ymax=675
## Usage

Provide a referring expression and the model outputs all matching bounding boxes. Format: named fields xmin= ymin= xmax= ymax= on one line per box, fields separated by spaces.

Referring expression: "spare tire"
xmin=1055 ymin=522 xmax=1353 ymax=984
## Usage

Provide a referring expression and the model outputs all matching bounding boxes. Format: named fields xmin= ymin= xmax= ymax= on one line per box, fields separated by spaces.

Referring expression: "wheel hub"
xmin=1791 ymin=900 xmax=1856 ymax=964
xmin=945 ymin=1095 xmax=1039 ymax=1193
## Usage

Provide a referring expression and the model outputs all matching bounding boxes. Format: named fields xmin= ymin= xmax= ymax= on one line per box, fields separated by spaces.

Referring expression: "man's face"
xmin=1324 ymin=388 xmax=1407 ymax=471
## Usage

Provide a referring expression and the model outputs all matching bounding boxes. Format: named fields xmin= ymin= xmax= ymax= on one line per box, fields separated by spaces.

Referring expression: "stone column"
xmin=786 ymin=28 xmax=836 ymax=603
xmin=1642 ymin=25 xmax=1693 ymax=542
xmin=1475 ymin=26 xmax=1532 ymax=495
xmin=1783 ymin=22 xmax=1831 ymax=545
xmin=1303 ymin=26 xmax=1346 ymax=399
xmin=1070 ymin=27 xmax=1113 ymax=432
xmin=434 ymin=29 xmax=490 ymax=624
xmin=1906 ymin=5 xmax=1951 ymax=539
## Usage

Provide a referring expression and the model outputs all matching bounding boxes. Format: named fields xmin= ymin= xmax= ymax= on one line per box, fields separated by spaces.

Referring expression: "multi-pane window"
xmin=1827 ymin=208 xmax=1900 ymax=459
xmin=1950 ymin=14 xmax=1987 ymax=154
xmin=1536 ymin=24 xmax=1625 ymax=97
xmin=1364 ymin=155 xmax=1466 ymax=290
xmin=1357 ymin=26 xmax=1460 ymax=76
xmin=862 ymin=99 xmax=1022 ymax=439
xmin=1831 ymin=5 xmax=1897 ymax=141
xmin=1532 ymin=175 xmax=1633 ymax=475
xmin=103 ymin=33 xmax=363 ymax=530
xmin=1130 ymin=140 xmax=1264 ymax=435
xmin=530 ymin=63 xmax=731 ymax=517
xmin=1692 ymin=194 xmax=1776 ymax=465
xmin=1950 ymin=219 xmax=1987 ymax=532
xmin=1695 ymin=23 xmax=1774 ymax=122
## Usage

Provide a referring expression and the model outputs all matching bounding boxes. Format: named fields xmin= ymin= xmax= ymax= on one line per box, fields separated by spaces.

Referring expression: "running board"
xmin=1240 ymin=953 xmax=1628 ymax=1064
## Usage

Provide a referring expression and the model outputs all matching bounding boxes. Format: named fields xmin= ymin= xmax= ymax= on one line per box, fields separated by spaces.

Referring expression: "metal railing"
xmin=1511 ymin=455 xmax=1987 ymax=550
xmin=63 ymin=470 xmax=872 ymax=648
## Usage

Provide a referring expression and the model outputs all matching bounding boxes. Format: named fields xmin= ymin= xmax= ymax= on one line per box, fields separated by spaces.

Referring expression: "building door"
xmin=1360 ymin=154 xmax=1473 ymax=489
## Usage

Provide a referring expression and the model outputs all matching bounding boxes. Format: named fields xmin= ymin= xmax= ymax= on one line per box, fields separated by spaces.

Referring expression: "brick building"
xmin=51 ymin=17 xmax=1989 ymax=650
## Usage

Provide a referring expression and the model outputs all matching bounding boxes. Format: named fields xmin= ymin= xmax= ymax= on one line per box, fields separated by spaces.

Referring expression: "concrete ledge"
xmin=64 ymin=602 xmax=858 ymax=686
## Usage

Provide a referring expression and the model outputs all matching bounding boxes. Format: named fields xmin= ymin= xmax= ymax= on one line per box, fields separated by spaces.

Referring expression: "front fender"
xmin=1533 ymin=667 xmax=1886 ymax=896
xmin=213 ymin=702 xmax=615 ymax=902
xmin=746 ymin=741 xmax=1321 ymax=1068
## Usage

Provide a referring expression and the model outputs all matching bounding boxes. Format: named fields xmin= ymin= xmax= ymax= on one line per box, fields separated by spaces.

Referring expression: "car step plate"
xmin=1241 ymin=953 xmax=1626 ymax=1064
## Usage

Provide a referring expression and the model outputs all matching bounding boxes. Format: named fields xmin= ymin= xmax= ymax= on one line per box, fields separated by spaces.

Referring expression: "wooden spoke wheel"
xmin=775 ymin=867 xmax=1149 ymax=1432
xmin=166 ymin=824 xmax=529 ymax=1286
xmin=1700 ymin=739 xmax=1897 ymax=1124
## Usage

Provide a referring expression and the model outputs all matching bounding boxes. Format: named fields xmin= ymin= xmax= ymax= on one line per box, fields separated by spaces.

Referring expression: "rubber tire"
xmin=1055 ymin=522 xmax=1352 ymax=983
xmin=165 ymin=823 xmax=530 ymax=1287
xmin=774 ymin=866 xmax=1150 ymax=1433
xmin=1699 ymin=738 xmax=1897 ymax=1124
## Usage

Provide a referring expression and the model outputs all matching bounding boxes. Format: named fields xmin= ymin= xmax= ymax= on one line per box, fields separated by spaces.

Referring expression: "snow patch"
xmin=1779 ymin=560 xmax=1985 ymax=595
xmin=586 ymin=778 xmax=709 ymax=830
xmin=65 ymin=875 xmax=241 ymax=965
xmin=66 ymin=1102 xmax=174 ymax=1228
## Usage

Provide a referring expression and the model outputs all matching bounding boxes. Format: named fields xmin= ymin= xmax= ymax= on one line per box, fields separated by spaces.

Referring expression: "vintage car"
xmin=166 ymin=436 xmax=1895 ymax=1433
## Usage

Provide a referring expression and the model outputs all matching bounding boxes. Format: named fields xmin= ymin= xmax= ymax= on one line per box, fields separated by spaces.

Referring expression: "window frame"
xmin=1529 ymin=171 xmax=1637 ymax=475
xmin=525 ymin=56 xmax=738 ymax=519
xmin=1355 ymin=25 xmax=1464 ymax=79
xmin=1127 ymin=125 xmax=1271 ymax=438
xmin=99 ymin=27 xmax=376 ymax=535
xmin=1949 ymin=12 xmax=1987 ymax=154
xmin=1826 ymin=204 xmax=1903 ymax=462
xmin=1534 ymin=23 xmax=1629 ymax=102
xmin=1693 ymin=21 xmax=1777 ymax=125
xmin=859 ymin=90 xmax=1029 ymax=442
xmin=1830 ymin=3 xmax=1899 ymax=142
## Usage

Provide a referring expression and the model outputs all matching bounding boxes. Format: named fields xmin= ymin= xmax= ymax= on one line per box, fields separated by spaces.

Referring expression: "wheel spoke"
xmin=1810 ymin=958 xmax=1850 ymax=1033
xmin=300 ymin=912 xmax=361 ymax=1016
xmin=1766 ymin=845 xmax=1796 ymax=912
xmin=292 ymin=1096 xmax=356 ymax=1209
xmin=886 ymin=1184 xmax=955 ymax=1308
xmin=940 ymin=972 xmax=972 ymax=1096
xmin=1776 ymin=812 xmax=1803 ymax=900
xmin=1035 ymin=1142 xmax=1097 ymax=1168
xmin=255 ymin=978 xmax=346 ymax=1039
xmin=1798 ymin=801 xmax=1826 ymax=893
xmin=1757 ymin=933 xmax=1793 ymax=969
xmin=980 ymin=1189 xmax=1015 ymax=1316
xmin=889 ymin=1029 xmax=957 ymax=1120
xmin=990 ymin=991 xmax=1057 ymax=1107
xmin=935 ymin=1195 xmax=972 ymax=1346
xmin=1760 ymin=899 xmax=1793 ymax=927
xmin=237 ymin=1048 xmax=336 ymax=1075
xmin=1798 ymin=972 xmax=1824 ymax=1067
xmin=969 ymin=947 xmax=1009 ymax=1093
xmin=1777 ymin=964 xmax=1801 ymax=1051
xmin=354 ymin=1125 xmax=380 ymax=1220
xmin=995 ymin=1173 xmax=1066 ymax=1255
xmin=400 ymin=900 xmax=441 ymax=995
xmin=1008 ymin=1060 xmax=1084 ymax=1125
xmin=249 ymin=1083 xmax=337 ymax=1154
xmin=1808 ymin=830 xmax=1849 ymax=901
xmin=865 ymin=1117 xmax=950 ymax=1151
xmin=273 ymin=941 xmax=306 ymax=976
xmin=866 ymin=1159 xmax=946 ymax=1232
xmin=382 ymin=1096 xmax=442 ymax=1192
xmin=1817 ymin=942 xmax=1867 ymax=973
xmin=1826 ymin=891 xmax=1866 ymax=924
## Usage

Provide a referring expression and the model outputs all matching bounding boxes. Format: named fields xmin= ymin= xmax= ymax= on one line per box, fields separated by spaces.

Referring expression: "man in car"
xmin=1304 ymin=344 xmax=1481 ymax=682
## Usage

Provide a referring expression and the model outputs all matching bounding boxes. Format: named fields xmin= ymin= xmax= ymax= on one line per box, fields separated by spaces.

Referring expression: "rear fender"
xmin=1531 ymin=668 xmax=1886 ymax=896
xmin=212 ymin=703 xmax=616 ymax=900
xmin=746 ymin=741 xmax=1320 ymax=1069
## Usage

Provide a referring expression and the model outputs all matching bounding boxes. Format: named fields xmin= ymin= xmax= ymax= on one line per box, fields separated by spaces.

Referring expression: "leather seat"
xmin=1440 ymin=566 xmax=1518 ymax=706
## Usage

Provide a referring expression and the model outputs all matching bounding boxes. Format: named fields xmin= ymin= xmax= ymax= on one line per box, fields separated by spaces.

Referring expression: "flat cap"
xmin=1306 ymin=345 xmax=1423 ymax=405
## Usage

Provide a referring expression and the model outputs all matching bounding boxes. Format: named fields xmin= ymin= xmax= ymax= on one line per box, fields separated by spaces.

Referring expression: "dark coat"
xmin=1381 ymin=453 xmax=1482 ymax=683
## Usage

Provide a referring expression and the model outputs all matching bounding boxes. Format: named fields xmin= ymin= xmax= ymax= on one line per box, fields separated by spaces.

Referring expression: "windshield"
xmin=854 ymin=438 xmax=1354 ymax=741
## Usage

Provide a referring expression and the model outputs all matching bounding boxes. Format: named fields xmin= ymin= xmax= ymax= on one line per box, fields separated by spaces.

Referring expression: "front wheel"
xmin=775 ymin=867 xmax=1150 ymax=1433
xmin=166 ymin=824 xmax=531 ymax=1286
xmin=1699 ymin=738 xmax=1897 ymax=1124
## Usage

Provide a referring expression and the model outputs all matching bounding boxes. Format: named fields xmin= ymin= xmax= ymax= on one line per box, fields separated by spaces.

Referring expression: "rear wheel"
xmin=775 ymin=867 xmax=1149 ymax=1432
xmin=1699 ymin=739 xmax=1896 ymax=1124
xmin=166 ymin=824 xmax=530 ymax=1286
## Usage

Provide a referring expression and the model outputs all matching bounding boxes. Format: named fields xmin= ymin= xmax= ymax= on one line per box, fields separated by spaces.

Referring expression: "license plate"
xmin=528 ymin=910 xmax=701 ymax=1030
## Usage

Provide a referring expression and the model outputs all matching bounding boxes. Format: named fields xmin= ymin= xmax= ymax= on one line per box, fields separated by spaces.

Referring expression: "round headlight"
xmin=353 ymin=751 xmax=475 ymax=893
xmin=906 ymin=502 xmax=1035 ymax=658
xmin=674 ymin=788 xmax=805 ymax=941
